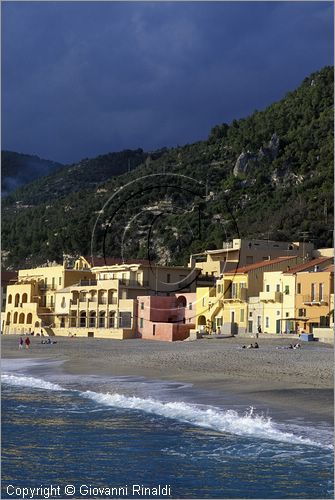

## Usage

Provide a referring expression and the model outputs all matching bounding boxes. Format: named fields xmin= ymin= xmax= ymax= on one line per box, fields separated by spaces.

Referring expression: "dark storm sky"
xmin=2 ymin=1 xmax=333 ymax=165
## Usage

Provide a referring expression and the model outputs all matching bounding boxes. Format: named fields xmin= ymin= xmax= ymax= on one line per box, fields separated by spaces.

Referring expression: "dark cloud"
xmin=2 ymin=1 xmax=333 ymax=164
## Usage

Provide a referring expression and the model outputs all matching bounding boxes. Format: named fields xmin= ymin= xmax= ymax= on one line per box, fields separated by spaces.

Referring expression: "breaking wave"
xmin=2 ymin=373 xmax=63 ymax=392
xmin=2 ymin=372 xmax=332 ymax=450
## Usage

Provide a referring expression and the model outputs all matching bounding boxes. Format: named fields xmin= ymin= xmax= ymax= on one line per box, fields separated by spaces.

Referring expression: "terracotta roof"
xmin=82 ymin=256 xmax=150 ymax=267
xmin=284 ymin=257 xmax=333 ymax=275
xmin=316 ymin=263 xmax=334 ymax=273
xmin=1 ymin=271 xmax=18 ymax=286
xmin=225 ymin=256 xmax=297 ymax=275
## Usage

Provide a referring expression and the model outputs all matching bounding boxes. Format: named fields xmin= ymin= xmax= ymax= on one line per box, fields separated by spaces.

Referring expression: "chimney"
xmin=314 ymin=265 xmax=319 ymax=272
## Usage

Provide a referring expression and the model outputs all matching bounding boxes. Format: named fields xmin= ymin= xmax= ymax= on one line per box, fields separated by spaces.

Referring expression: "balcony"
xmin=259 ymin=291 xmax=283 ymax=303
xmin=223 ymin=288 xmax=248 ymax=302
xmin=196 ymin=274 xmax=216 ymax=283
xmin=79 ymin=279 xmax=97 ymax=286
xmin=119 ymin=279 xmax=149 ymax=287
xmin=39 ymin=284 xmax=56 ymax=291
xmin=303 ymin=295 xmax=327 ymax=306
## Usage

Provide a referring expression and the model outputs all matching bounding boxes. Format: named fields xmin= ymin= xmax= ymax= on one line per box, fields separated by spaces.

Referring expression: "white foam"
xmin=2 ymin=373 xmax=64 ymax=392
xmin=82 ymin=391 xmax=332 ymax=449
xmin=3 ymin=371 xmax=332 ymax=450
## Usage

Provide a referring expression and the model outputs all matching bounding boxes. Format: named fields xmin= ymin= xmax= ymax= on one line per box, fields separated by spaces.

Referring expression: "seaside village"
xmin=1 ymin=239 xmax=334 ymax=343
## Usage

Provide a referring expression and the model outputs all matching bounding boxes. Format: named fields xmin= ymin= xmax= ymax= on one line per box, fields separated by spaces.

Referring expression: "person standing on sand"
xmin=25 ymin=337 xmax=31 ymax=349
xmin=19 ymin=337 xmax=24 ymax=349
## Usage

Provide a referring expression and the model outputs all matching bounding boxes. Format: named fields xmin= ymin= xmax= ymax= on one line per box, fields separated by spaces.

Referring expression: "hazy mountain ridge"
xmin=1 ymin=151 xmax=63 ymax=195
xmin=2 ymin=66 xmax=333 ymax=270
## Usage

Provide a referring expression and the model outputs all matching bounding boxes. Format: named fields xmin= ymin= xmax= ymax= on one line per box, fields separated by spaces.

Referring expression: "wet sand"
xmin=2 ymin=335 xmax=333 ymax=422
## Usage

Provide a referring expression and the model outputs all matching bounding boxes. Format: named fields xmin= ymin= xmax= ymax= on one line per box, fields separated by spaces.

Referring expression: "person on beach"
xmin=19 ymin=337 xmax=24 ymax=349
xmin=247 ymin=343 xmax=254 ymax=349
xmin=254 ymin=342 xmax=259 ymax=349
xmin=25 ymin=337 xmax=31 ymax=349
xmin=256 ymin=325 xmax=261 ymax=338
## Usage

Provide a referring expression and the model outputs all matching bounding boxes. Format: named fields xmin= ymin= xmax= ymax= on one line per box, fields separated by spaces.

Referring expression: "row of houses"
xmin=2 ymin=240 xmax=334 ymax=341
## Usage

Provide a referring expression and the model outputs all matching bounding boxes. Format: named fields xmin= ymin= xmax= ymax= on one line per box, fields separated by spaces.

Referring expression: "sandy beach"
xmin=2 ymin=335 xmax=333 ymax=422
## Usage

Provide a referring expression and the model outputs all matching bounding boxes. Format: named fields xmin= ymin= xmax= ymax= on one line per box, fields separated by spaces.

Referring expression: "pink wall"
xmin=137 ymin=293 xmax=196 ymax=341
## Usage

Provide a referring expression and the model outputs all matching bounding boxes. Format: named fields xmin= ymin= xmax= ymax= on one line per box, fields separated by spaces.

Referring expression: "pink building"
xmin=137 ymin=293 xmax=196 ymax=341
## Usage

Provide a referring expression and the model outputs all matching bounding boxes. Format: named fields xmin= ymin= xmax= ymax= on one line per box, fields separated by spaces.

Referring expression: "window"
xmin=140 ymin=318 xmax=143 ymax=328
xmin=284 ymin=285 xmax=289 ymax=295
xmin=311 ymin=283 xmax=316 ymax=301
xmin=276 ymin=284 xmax=280 ymax=292
xmin=59 ymin=277 xmax=62 ymax=285
xmin=319 ymin=283 xmax=324 ymax=301
xmin=297 ymin=283 xmax=301 ymax=294
xmin=52 ymin=278 xmax=55 ymax=288
xmin=202 ymin=297 xmax=206 ymax=306
xmin=266 ymin=284 xmax=270 ymax=292
xmin=276 ymin=310 xmax=280 ymax=316
xmin=265 ymin=317 xmax=269 ymax=328
xmin=240 ymin=309 xmax=244 ymax=322
xmin=298 ymin=308 xmax=306 ymax=317
xmin=286 ymin=312 xmax=289 ymax=317
xmin=140 ymin=302 xmax=144 ymax=310
xmin=217 ymin=284 xmax=221 ymax=293
xmin=249 ymin=311 xmax=252 ymax=318
xmin=188 ymin=303 xmax=192 ymax=310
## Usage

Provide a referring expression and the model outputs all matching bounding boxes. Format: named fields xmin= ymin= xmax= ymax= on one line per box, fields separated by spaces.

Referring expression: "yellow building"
xmin=189 ymin=239 xmax=313 ymax=277
xmin=4 ymin=263 xmax=92 ymax=335
xmin=295 ymin=264 xmax=334 ymax=334
xmin=217 ymin=256 xmax=301 ymax=335
xmin=53 ymin=261 xmax=196 ymax=339
xmin=260 ymin=257 xmax=333 ymax=334
xmin=194 ymin=286 xmax=219 ymax=333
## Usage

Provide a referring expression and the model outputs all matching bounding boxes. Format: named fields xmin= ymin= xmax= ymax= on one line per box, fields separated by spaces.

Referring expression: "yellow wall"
xmin=195 ymin=286 xmax=217 ymax=331
xmin=261 ymin=271 xmax=296 ymax=334
xmin=295 ymin=270 xmax=333 ymax=333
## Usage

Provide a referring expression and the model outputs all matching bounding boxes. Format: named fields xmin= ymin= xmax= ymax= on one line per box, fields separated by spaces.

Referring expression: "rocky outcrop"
xmin=233 ymin=151 xmax=257 ymax=176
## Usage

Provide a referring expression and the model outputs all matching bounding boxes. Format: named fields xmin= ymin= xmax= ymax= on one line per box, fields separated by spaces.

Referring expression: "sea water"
xmin=2 ymin=360 xmax=333 ymax=499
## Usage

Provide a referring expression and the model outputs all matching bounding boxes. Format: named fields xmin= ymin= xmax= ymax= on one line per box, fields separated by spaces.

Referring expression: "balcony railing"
xmin=196 ymin=275 xmax=216 ymax=283
xmin=223 ymin=288 xmax=248 ymax=302
xmin=259 ymin=291 xmax=283 ymax=303
xmin=79 ymin=279 xmax=97 ymax=286
xmin=303 ymin=295 xmax=327 ymax=305
xmin=119 ymin=279 xmax=149 ymax=287
xmin=39 ymin=284 xmax=56 ymax=291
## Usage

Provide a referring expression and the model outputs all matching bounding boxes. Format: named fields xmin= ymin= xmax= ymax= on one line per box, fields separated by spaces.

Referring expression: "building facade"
xmin=137 ymin=293 xmax=196 ymax=341
xmin=189 ymin=239 xmax=313 ymax=277
xmin=4 ymin=264 xmax=91 ymax=335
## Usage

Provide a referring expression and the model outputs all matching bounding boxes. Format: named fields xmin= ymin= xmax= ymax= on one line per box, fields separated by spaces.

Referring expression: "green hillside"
xmin=2 ymin=66 xmax=333 ymax=270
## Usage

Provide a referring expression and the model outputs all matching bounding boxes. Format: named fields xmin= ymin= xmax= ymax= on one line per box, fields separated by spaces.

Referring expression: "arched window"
xmin=13 ymin=312 xmax=18 ymax=323
xmin=15 ymin=294 xmax=20 ymax=307
xmin=22 ymin=293 xmax=28 ymax=303
xmin=109 ymin=311 xmax=115 ymax=328
xmin=89 ymin=311 xmax=96 ymax=328
xmin=19 ymin=313 xmax=25 ymax=324
xmin=8 ymin=294 xmax=12 ymax=304
xmin=198 ymin=315 xmax=206 ymax=326
xmin=6 ymin=312 xmax=11 ymax=324
xmin=176 ymin=296 xmax=187 ymax=308
xmin=80 ymin=311 xmax=86 ymax=328
xmin=26 ymin=313 xmax=33 ymax=324
xmin=99 ymin=311 xmax=106 ymax=328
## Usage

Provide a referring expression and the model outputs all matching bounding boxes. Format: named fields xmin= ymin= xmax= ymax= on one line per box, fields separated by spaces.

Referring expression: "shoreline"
xmin=2 ymin=335 xmax=333 ymax=423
